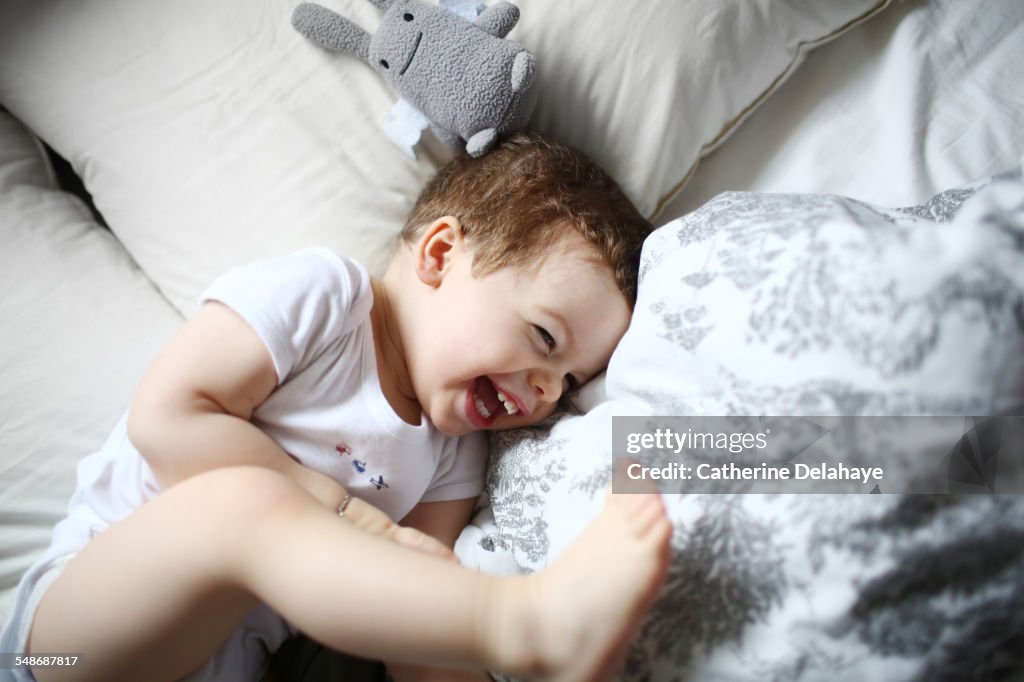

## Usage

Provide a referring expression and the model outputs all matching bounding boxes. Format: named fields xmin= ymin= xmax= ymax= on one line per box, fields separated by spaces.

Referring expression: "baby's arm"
xmin=128 ymin=301 xmax=454 ymax=559
xmin=127 ymin=302 xmax=348 ymax=507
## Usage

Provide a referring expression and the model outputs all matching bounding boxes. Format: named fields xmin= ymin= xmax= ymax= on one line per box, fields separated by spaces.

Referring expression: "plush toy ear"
xmin=292 ymin=3 xmax=371 ymax=62
xmin=474 ymin=1 xmax=520 ymax=38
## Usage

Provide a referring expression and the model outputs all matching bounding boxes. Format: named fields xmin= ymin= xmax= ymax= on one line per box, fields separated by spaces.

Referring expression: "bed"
xmin=1 ymin=0 xmax=1022 ymax=680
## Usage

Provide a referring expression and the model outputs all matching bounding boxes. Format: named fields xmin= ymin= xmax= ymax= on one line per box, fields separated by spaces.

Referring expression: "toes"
xmin=393 ymin=526 xmax=458 ymax=563
xmin=611 ymin=458 xmax=661 ymax=494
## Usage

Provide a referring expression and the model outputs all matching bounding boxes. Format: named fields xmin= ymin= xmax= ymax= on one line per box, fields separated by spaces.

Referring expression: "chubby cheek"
xmin=531 ymin=399 xmax=559 ymax=423
xmin=445 ymin=339 xmax=523 ymax=382
xmin=426 ymin=398 xmax=471 ymax=437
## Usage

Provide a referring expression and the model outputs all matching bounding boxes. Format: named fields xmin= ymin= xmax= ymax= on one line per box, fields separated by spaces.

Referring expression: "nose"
xmin=528 ymin=368 xmax=563 ymax=405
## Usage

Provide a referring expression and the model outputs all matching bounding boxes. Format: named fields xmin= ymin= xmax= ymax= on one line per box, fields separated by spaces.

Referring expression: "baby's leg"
xmin=242 ymin=477 xmax=672 ymax=682
xmin=489 ymin=488 xmax=673 ymax=681
xmin=30 ymin=466 xmax=671 ymax=682
xmin=29 ymin=468 xmax=282 ymax=682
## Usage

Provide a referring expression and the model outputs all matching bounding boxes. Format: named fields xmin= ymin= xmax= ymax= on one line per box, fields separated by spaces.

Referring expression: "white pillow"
xmin=486 ymin=171 xmax=1024 ymax=680
xmin=612 ymin=179 xmax=1024 ymax=417
xmin=0 ymin=110 xmax=182 ymax=620
xmin=493 ymin=168 xmax=1024 ymax=567
xmin=0 ymin=0 xmax=886 ymax=313
xmin=666 ymin=0 xmax=1024 ymax=216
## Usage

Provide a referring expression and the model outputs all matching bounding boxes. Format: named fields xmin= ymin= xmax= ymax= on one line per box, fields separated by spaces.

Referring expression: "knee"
xmin=165 ymin=467 xmax=317 ymax=580
xmin=174 ymin=466 xmax=308 ymax=531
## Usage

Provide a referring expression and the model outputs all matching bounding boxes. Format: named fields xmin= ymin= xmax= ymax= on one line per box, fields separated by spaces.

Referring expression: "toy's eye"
xmin=403 ymin=12 xmax=414 ymax=21
xmin=380 ymin=59 xmax=390 ymax=69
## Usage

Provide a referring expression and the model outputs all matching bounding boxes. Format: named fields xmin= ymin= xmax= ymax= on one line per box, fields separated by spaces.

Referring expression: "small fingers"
xmin=343 ymin=498 xmax=393 ymax=536
xmin=339 ymin=498 xmax=460 ymax=563
xmin=392 ymin=526 xmax=460 ymax=564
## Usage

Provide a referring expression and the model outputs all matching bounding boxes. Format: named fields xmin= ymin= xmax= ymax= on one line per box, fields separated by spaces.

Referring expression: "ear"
xmin=292 ymin=3 xmax=371 ymax=62
xmin=413 ymin=217 xmax=464 ymax=287
xmin=475 ymin=1 xmax=520 ymax=38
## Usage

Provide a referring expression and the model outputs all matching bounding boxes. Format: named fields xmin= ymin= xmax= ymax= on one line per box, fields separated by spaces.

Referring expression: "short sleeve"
xmin=420 ymin=431 xmax=488 ymax=503
xmin=200 ymin=248 xmax=371 ymax=384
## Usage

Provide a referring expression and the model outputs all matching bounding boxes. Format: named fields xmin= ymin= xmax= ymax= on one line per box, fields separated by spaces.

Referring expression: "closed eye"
xmin=534 ymin=325 xmax=556 ymax=351
xmin=534 ymin=324 xmax=580 ymax=405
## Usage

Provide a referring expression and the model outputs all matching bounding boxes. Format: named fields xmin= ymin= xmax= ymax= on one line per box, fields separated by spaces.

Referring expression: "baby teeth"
xmin=475 ymin=395 xmax=492 ymax=419
xmin=496 ymin=390 xmax=519 ymax=415
xmin=474 ymin=384 xmax=519 ymax=420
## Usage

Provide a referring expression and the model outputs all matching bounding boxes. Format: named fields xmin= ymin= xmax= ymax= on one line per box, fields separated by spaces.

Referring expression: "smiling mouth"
xmin=469 ymin=377 xmax=521 ymax=427
xmin=399 ymin=31 xmax=422 ymax=76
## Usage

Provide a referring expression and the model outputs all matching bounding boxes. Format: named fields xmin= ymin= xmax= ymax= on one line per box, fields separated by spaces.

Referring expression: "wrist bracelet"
xmin=337 ymin=494 xmax=353 ymax=518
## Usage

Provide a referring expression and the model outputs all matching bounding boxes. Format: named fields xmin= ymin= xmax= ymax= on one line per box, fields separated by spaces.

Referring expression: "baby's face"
xmin=408 ymin=231 xmax=631 ymax=436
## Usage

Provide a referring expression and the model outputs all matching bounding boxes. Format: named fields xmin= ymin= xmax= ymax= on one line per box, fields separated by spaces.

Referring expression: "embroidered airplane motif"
xmin=370 ymin=475 xmax=390 ymax=490
xmin=352 ymin=459 xmax=367 ymax=473
xmin=335 ymin=443 xmax=352 ymax=456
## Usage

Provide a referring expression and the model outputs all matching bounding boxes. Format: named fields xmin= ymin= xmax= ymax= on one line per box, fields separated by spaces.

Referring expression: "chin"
xmin=430 ymin=410 xmax=472 ymax=437
xmin=438 ymin=424 xmax=471 ymax=437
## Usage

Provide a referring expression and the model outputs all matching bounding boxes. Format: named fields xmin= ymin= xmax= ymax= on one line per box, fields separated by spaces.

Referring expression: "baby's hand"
xmin=343 ymin=496 xmax=459 ymax=564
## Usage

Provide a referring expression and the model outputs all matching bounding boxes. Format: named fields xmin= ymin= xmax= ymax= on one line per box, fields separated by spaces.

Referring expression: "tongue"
xmin=476 ymin=377 xmax=503 ymax=416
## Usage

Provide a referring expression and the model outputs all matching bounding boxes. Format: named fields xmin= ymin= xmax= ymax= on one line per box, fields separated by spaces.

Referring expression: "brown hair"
xmin=400 ymin=132 xmax=653 ymax=303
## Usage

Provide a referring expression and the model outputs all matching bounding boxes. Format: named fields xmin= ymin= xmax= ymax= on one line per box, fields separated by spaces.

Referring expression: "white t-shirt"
xmin=0 ymin=248 xmax=486 ymax=677
xmin=46 ymin=248 xmax=485 ymax=536
xmin=201 ymin=248 xmax=487 ymax=521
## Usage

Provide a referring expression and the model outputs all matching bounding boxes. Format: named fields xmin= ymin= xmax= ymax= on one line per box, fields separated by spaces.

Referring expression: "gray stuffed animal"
xmin=292 ymin=0 xmax=538 ymax=157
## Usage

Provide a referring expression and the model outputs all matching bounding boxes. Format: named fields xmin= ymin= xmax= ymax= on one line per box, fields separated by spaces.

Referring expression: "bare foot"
xmin=495 ymin=482 xmax=672 ymax=681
